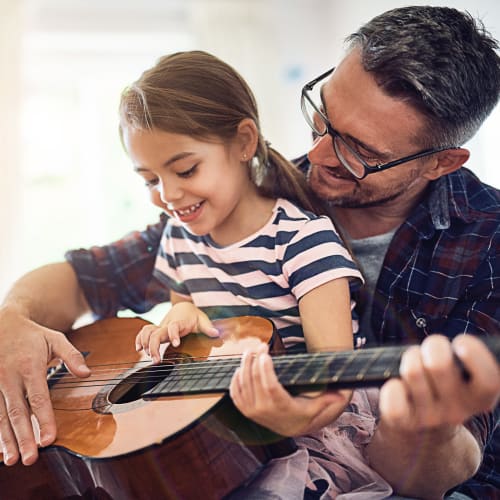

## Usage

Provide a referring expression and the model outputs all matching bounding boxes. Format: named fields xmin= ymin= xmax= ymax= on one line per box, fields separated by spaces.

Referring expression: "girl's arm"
xmin=230 ymin=278 xmax=355 ymax=436
xmin=299 ymin=277 xmax=353 ymax=352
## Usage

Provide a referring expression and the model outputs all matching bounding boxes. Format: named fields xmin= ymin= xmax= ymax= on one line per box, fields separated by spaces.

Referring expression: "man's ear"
xmin=236 ymin=118 xmax=259 ymax=159
xmin=423 ymin=147 xmax=470 ymax=180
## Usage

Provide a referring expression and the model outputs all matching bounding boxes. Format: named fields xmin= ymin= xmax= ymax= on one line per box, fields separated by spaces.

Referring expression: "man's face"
xmin=307 ymin=50 xmax=432 ymax=209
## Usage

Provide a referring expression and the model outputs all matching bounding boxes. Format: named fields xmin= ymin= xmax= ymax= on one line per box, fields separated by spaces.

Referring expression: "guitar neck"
xmin=143 ymin=336 xmax=500 ymax=398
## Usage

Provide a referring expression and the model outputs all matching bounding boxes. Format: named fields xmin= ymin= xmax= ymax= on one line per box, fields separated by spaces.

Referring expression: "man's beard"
xmin=308 ymin=165 xmax=421 ymax=209
xmin=322 ymin=187 xmax=409 ymax=209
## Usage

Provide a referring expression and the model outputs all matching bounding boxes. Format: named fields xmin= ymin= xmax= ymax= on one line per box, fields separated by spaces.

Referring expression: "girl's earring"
xmin=242 ymin=153 xmax=247 ymax=161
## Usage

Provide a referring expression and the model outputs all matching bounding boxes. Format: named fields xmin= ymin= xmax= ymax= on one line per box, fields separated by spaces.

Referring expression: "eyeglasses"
xmin=301 ymin=67 xmax=457 ymax=180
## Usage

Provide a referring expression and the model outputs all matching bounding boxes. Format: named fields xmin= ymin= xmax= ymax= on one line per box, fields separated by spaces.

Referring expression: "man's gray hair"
xmin=346 ymin=6 xmax=500 ymax=148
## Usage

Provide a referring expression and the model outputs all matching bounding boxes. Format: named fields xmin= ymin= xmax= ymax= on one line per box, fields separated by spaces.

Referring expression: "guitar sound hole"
xmin=108 ymin=362 xmax=175 ymax=405
xmin=107 ymin=353 xmax=192 ymax=405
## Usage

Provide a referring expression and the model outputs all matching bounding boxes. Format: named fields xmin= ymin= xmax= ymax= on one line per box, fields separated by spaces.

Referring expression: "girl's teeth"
xmin=177 ymin=202 xmax=202 ymax=215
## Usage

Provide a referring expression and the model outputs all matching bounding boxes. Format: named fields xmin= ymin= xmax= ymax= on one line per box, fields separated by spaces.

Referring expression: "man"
xmin=0 ymin=5 xmax=498 ymax=499
xmin=297 ymin=6 xmax=500 ymax=498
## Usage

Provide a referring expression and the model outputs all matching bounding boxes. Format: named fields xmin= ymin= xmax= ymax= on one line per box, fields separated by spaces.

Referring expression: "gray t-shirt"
xmin=350 ymin=230 xmax=396 ymax=345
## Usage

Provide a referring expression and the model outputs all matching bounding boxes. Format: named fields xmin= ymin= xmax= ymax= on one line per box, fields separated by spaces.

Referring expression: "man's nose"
xmin=307 ymin=134 xmax=340 ymax=167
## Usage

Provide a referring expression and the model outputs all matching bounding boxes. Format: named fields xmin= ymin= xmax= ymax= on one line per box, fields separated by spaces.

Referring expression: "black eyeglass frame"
xmin=301 ymin=67 xmax=458 ymax=180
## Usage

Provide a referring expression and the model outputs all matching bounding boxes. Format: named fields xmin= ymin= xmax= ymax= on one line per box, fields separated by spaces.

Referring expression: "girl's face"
xmin=123 ymin=127 xmax=259 ymax=245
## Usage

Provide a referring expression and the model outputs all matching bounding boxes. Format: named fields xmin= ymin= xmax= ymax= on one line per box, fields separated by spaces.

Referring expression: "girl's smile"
xmin=167 ymin=200 xmax=205 ymax=223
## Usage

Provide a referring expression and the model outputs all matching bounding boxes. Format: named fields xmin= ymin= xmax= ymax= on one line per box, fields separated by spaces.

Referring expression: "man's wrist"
xmin=0 ymin=300 xmax=34 ymax=322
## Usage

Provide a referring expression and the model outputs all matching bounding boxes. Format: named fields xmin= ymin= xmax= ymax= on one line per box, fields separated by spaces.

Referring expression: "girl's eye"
xmin=144 ymin=178 xmax=159 ymax=188
xmin=177 ymin=164 xmax=198 ymax=178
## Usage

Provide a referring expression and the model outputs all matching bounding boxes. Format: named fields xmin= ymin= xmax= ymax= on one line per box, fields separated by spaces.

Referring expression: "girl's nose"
xmin=159 ymin=178 xmax=183 ymax=205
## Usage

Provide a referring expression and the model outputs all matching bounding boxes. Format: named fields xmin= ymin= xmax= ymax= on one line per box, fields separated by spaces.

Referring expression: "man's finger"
xmin=49 ymin=332 xmax=90 ymax=378
xmin=3 ymin=387 xmax=39 ymax=466
xmin=0 ymin=391 xmax=20 ymax=466
xmin=24 ymin=376 xmax=57 ymax=449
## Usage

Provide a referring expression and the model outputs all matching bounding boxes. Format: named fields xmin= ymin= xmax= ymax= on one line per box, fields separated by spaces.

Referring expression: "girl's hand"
xmin=134 ymin=302 xmax=219 ymax=363
xmin=229 ymin=344 xmax=352 ymax=436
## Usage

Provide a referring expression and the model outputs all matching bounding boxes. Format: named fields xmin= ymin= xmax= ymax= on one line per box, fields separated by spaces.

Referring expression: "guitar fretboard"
xmin=143 ymin=336 xmax=500 ymax=398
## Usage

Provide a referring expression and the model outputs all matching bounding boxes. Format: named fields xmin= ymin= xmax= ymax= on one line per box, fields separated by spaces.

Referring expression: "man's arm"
xmin=0 ymin=262 xmax=91 ymax=466
xmin=2 ymin=262 xmax=90 ymax=330
xmin=367 ymin=334 xmax=500 ymax=499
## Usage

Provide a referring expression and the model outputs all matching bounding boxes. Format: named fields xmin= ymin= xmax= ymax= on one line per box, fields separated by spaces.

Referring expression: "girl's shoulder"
xmin=274 ymin=198 xmax=323 ymax=222
xmin=274 ymin=198 xmax=336 ymax=231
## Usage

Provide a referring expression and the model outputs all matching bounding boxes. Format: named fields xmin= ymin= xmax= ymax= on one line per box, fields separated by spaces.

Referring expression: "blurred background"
xmin=1 ymin=0 xmax=499 ymax=300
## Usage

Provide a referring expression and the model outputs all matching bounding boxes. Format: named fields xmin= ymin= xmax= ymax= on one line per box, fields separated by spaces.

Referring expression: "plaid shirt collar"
xmin=414 ymin=168 xmax=499 ymax=238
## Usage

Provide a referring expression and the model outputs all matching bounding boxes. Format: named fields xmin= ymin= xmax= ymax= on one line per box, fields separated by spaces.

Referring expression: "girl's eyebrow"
xmin=133 ymin=152 xmax=196 ymax=172
xmin=162 ymin=151 xmax=196 ymax=168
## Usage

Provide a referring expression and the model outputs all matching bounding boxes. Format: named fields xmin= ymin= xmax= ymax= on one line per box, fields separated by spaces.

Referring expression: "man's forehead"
xmin=321 ymin=56 xmax=427 ymax=153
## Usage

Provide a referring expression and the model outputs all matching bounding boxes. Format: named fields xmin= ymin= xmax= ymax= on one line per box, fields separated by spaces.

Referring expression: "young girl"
xmin=120 ymin=51 xmax=391 ymax=497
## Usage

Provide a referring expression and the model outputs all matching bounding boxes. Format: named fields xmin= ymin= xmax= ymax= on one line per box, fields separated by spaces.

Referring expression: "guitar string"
xmin=48 ymin=349 xmax=404 ymax=390
xmin=49 ymin=347 xmax=399 ymax=374
xmin=48 ymin=349 xmax=403 ymax=383
xmin=48 ymin=349 xmax=392 ymax=381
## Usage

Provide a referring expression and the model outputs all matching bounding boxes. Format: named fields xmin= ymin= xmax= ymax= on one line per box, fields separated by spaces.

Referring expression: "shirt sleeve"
xmin=457 ymin=406 xmax=500 ymax=495
xmin=283 ymin=215 xmax=364 ymax=300
xmin=65 ymin=213 xmax=170 ymax=318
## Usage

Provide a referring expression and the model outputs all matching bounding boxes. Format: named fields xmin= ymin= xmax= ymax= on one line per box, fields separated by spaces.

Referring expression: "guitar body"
xmin=0 ymin=316 xmax=295 ymax=500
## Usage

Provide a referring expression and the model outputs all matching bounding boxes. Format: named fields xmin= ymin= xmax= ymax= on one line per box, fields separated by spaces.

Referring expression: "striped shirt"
xmin=153 ymin=198 xmax=363 ymax=350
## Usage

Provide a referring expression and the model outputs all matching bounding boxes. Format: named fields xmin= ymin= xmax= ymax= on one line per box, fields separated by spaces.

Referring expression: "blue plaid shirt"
xmin=66 ymin=164 xmax=499 ymax=497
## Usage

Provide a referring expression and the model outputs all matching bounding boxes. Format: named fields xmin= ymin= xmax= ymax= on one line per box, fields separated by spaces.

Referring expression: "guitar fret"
xmin=152 ymin=370 xmax=178 ymax=394
xmin=180 ymin=365 xmax=206 ymax=391
xmin=192 ymin=362 xmax=216 ymax=391
xmin=329 ymin=351 xmax=357 ymax=382
xmin=355 ymin=349 xmax=384 ymax=380
xmin=201 ymin=361 xmax=233 ymax=391
xmin=289 ymin=353 xmax=321 ymax=385
xmin=275 ymin=354 xmax=309 ymax=386
xmin=305 ymin=353 xmax=332 ymax=384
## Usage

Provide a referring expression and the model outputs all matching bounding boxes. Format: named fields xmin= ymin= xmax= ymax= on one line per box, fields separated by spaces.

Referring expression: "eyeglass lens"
xmin=302 ymin=86 xmax=367 ymax=178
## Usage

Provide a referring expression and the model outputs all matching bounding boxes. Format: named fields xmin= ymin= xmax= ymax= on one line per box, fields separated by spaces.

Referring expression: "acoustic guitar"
xmin=0 ymin=316 xmax=498 ymax=500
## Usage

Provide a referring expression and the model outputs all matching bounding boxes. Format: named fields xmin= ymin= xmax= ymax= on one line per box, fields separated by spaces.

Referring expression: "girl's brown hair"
xmin=119 ymin=50 xmax=326 ymax=214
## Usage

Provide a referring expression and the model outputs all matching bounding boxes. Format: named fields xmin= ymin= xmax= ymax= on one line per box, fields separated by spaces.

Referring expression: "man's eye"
xmin=360 ymin=153 xmax=380 ymax=166
xmin=353 ymin=146 xmax=380 ymax=166
xmin=177 ymin=164 xmax=198 ymax=178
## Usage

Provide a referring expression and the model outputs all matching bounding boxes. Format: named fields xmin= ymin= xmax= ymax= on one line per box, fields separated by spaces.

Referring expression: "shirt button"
xmin=415 ymin=317 xmax=427 ymax=328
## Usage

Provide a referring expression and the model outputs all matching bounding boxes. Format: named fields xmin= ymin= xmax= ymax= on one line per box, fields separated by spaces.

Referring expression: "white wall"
xmin=0 ymin=0 xmax=23 ymax=296
xmin=0 ymin=0 xmax=499 ymax=300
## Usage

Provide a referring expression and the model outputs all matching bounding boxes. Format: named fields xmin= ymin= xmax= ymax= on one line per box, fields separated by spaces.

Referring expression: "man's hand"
xmin=229 ymin=344 xmax=351 ymax=436
xmin=368 ymin=334 xmax=500 ymax=498
xmin=0 ymin=307 xmax=90 ymax=466
xmin=380 ymin=334 xmax=499 ymax=431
